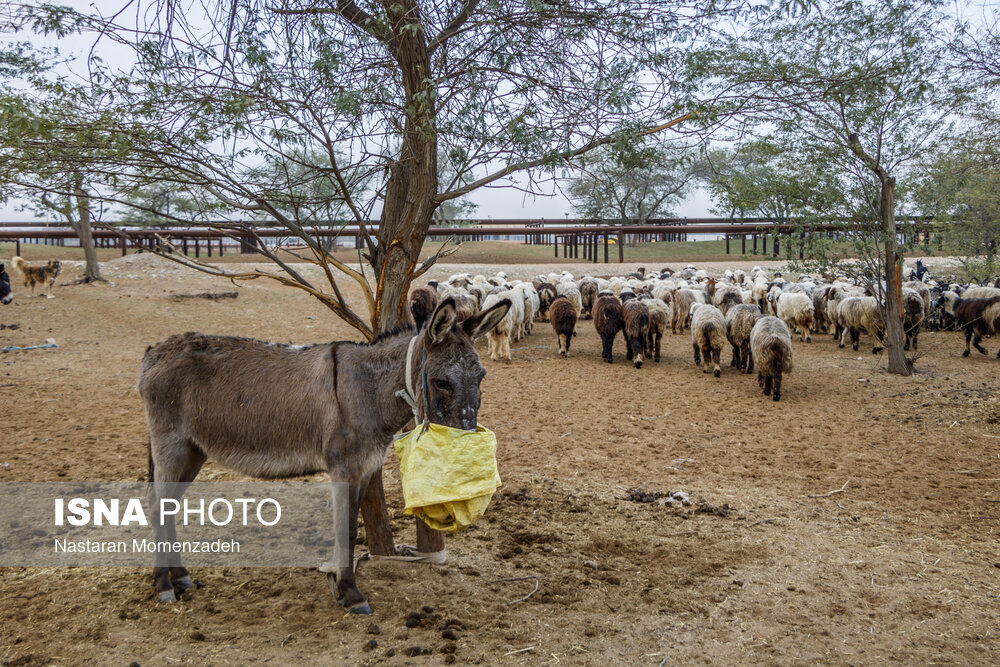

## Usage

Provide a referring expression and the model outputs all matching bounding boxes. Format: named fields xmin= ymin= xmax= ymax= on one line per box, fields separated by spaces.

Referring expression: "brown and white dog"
xmin=11 ymin=256 xmax=61 ymax=297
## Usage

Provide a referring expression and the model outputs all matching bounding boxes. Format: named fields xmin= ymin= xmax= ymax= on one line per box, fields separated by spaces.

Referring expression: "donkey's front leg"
xmin=326 ymin=472 xmax=371 ymax=614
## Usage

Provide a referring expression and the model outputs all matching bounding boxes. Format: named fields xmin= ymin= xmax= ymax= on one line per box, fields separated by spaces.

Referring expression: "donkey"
xmin=138 ymin=296 xmax=511 ymax=613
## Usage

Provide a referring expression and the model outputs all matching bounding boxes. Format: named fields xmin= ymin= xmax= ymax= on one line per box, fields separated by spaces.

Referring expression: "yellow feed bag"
xmin=393 ymin=423 xmax=501 ymax=533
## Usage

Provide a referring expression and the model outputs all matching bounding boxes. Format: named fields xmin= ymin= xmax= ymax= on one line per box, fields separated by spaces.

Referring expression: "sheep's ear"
xmin=427 ymin=297 xmax=458 ymax=345
xmin=464 ymin=298 xmax=510 ymax=339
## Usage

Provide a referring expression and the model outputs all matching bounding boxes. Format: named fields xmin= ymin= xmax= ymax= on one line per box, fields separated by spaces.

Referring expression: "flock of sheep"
xmin=409 ymin=263 xmax=1000 ymax=403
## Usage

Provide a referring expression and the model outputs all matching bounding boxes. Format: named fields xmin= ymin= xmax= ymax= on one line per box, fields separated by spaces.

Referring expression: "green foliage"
xmin=911 ymin=130 xmax=1000 ymax=281
xmin=701 ymin=139 xmax=840 ymax=219
xmin=694 ymin=0 xmax=964 ymax=294
xmin=566 ymin=142 xmax=697 ymax=223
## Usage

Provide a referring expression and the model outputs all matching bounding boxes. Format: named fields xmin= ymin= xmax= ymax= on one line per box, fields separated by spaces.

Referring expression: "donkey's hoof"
xmin=347 ymin=601 xmax=372 ymax=615
xmin=156 ymin=589 xmax=178 ymax=603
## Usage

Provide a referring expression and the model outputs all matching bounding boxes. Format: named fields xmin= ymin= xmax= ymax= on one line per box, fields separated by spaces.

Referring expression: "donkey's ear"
xmin=464 ymin=298 xmax=511 ymax=339
xmin=428 ymin=297 xmax=458 ymax=345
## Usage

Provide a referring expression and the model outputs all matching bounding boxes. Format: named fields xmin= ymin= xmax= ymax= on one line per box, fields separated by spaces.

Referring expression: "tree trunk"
xmin=72 ymin=179 xmax=103 ymax=283
xmin=879 ymin=176 xmax=911 ymax=376
xmin=361 ymin=2 xmax=441 ymax=555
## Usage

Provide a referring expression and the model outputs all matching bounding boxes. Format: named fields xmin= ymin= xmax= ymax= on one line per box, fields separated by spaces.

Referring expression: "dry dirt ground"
xmin=1 ymin=254 xmax=998 ymax=666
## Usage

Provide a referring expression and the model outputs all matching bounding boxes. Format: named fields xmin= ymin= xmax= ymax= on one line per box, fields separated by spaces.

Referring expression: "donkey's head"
xmin=415 ymin=296 xmax=511 ymax=431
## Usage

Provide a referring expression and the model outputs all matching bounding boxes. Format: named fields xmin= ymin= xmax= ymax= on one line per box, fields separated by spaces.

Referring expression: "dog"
xmin=11 ymin=256 xmax=61 ymax=297
xmin=0 ymin=263 xmax=12 ymax=304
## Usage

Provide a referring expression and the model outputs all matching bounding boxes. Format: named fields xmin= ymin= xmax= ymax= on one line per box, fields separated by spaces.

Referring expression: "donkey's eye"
xmin=433 ymin=379 xmax=451 ymax=392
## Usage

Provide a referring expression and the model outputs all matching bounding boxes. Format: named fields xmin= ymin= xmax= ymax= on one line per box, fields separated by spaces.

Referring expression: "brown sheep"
xmin=408 ymin=286 xmax=438 ymax=330
xmin=622 ymin=299 xmax=650 ymax=369
xmin=938 ymin=292 xmax=1000 ymax=357
xmin=549 ymin=295 xmax=578 ymax=357
xmin=901 ymin=288 xmax=925 ymax=351
xmin=593 ymin=294 xmax=624 ymax=363
xmin=750 ymin=316 xmax=794 ymax=401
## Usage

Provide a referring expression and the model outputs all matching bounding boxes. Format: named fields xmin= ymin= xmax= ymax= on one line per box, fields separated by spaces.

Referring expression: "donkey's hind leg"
xmin=149 ymin=434 xmax=206 ymax=602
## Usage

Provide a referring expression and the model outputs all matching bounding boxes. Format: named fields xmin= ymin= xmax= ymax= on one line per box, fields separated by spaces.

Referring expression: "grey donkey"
xmin=139 ymin=296 xmax=511 ymax=613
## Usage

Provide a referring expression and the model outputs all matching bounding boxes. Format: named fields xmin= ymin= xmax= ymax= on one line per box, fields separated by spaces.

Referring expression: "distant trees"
xmin=566 ymin=143 xmax=698 ymax=225
xmin=696 ymin=0 xmax=965 ymax=375
xmin=701 ymin=140 xmax=839 ymax=220
xmin=913 ymin=133 xmax=1000 ymax=282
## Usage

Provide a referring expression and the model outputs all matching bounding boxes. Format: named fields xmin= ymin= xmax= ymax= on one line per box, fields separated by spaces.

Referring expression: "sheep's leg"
xmin=692 ymin=341 xmax=701 ymax=366
xmin=701 ymin=346 xmax=712 ymax=374
xmin=962 ymin=327 xmax=972 ymax=357
xmin=839 ymin=326 xmax=848 ymax=348
xmin=804 ymin=321 xmax=811 ymax=343
xmin=744 ymin=345 xmax=754 ymax=374
xmin=625 ymin=334 xmax=634 ymax=361
xmin=730 ymin=343 xmax=740 ymax=368
xmin=653 ymin=332 xmax=661 ymax=363
xmin=772 ymin=369 xmax=782 ymax=401
xmin=711 ymin=348 xmax=721 ymax=378
xmin=762 ymin=374 xmax=773 ymax=396
xmin=973 ymin=331 xmax=987 ymax=355
xmin=851 ymin=329 xmax=860 ymax=351
xmin=565 ymin=331 xmax=572 ymax=356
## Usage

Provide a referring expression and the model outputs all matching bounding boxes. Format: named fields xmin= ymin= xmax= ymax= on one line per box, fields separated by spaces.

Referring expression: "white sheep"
xmin=772 ymin=291 xmax=815 ymax=342
xmin=481 ymin=292 xmax=516 ymax=361
xmin=837 ymin=296 xmax=885 ymax=353
xmin=691 ymin=304 xmax=727 ymax=377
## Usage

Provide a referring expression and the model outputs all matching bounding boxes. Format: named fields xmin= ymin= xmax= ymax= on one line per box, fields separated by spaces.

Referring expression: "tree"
xmin=8 ymin=0 xmax=768 ymax=556
xmin=117 ymin=181 xmax=232 ymax=229
xmin=912 ymin=132 xmax=1000 ymax=282
xmin=0 ymin=54 xmax=112 ymax=283
xmin=5 ymin=0 xmax=731 ymax=339
xmin=701 ymin=140 xmax=840 ymax=220
xmin=566 ymin=142 xmax=698 ymax=230
xmin=697 ymin=0 xmax=966 ymax=375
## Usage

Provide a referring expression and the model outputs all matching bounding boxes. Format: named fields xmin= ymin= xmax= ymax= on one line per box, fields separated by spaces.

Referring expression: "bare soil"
xmin=1 ymin=254 xmax=998 ymax=666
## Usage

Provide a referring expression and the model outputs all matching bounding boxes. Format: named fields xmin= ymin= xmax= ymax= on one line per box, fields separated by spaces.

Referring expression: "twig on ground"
xmin=505 ymin=646 xmax=535 ymax=656
xmin=752 ymin=518 xmax=777 ymax=526
xmin=508 ymin=578 xmax=540 ymax=605
xmin=808 ymin=479 xmax=850 ymax=499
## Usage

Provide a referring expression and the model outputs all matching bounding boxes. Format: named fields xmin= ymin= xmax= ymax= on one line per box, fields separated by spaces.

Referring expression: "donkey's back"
xmin=140 ymin=332 xmax=336 ymax=480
